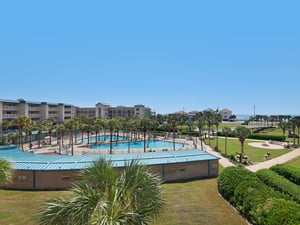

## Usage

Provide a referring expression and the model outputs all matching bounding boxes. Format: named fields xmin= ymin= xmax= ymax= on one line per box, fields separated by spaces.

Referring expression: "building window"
xmin=18 ymin=175 xmax=27 ymax=181
xmin=61 ymin=176 xmax=71 ymax=180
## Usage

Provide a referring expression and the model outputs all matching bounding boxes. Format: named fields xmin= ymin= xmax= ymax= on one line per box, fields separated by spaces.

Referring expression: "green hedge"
xmin=218 ymin=167 xmax=300 ymax=225
xmin=255 ymin=198 xmax=300 ymax=225
xmin=257 ymin=169 xmax=300 ymax=204
xmin=248 ymin=134 xmax=285 ymax=141
xmin=271 ymin=164 xmax=300 ymax=186
xmin=233 ymin=179 xmax=284 ymax=224
xmin=217 ymin=166 xmax=254 ymax=203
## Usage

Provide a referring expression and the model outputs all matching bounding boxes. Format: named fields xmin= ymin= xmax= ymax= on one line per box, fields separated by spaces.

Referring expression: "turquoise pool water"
xmin=90 ymin=140 xmax=188 ymax=150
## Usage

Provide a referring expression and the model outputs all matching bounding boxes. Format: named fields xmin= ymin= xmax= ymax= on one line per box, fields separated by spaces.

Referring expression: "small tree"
xmin=234 ymin=126 xmax=251 ymax=163
xmin=35 ymin=159 xmax=165 ymax=225
xmin=222 ymin=127 xmax=231 ymax=156
xmin=0 ymin=159 xmax=13 ymax=185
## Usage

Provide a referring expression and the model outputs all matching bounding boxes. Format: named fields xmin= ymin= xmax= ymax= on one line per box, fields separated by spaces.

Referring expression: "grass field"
xmin=285 ymin=156 xmax=300 ymax=168
xmin=206 ymin=137 xmax=290 ymax=163
xmin=0 ymin=177 xmax=247 ymax=225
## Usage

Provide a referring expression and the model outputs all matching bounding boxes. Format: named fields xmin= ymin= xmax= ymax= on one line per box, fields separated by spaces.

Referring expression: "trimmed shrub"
xmin=257 ymin=169 xmax=300 ymax=204
xmin=217 ymin=166 xmax=255 ymax=203
xmin=271 ymin=164 xmax=300 ymax=186
xmin=255 ymin=198 xmax=300 ymax=225
xmin=248 ymin=134 xmax=285 ymax=141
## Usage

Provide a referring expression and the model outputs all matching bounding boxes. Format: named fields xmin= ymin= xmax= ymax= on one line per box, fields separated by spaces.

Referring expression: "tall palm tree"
xmin=196 ymin=112 xmax=205 ymax=150
xmin=35 ymin=158 xmax=164 ymax=225
xmin=43 ymin=118 xmax=55 ymax=146
xmin=203 ymin=110 xmax=214 ymax=146
xmin=214 ymin=113 xmax=222 ymax=151
xmin=222 ymin=127 xmax=231 ymax=156
xmin=0 ymin=120 xmax=11 ymax=145
xmin=292 ymin=116 xmax=300 ymax=147
xmin=140 ymin=116 xmax=153 ymax=152
xmin=234 ymin=126 xmax=251 ymax=163
xmin=13 ymin=116 xmax=31 ymax=151
xmin=0 ymin=158 xmax=13 ymax=185
xmin=36 ymin=123 xmax=45 ymax=148
xmin=107 ymin=118 xmax=119 ymax=154
xmin=278 ymin=121 xmax=290 ymax=140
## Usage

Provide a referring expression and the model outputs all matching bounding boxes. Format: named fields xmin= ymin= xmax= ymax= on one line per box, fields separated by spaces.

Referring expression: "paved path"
xmin=202 ymin=143 xmax=235 ymax=167
xmin=202 ymin=142 xmax=300 ymax=172
xmin=246 ymin=148 xmax=300 ymax=172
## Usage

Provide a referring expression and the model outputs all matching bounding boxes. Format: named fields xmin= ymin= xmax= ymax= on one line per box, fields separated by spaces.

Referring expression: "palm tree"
xmin=0 ymin=120 xmax=11 ymax=145
xmin=140 ymin=116 xmax=153 ymax=152
xmin=35 ymin=158 xmax=164 ymax=225
xmin=214 ymin=113 xmax=222 ymax=151
xmin=0 ymin=158 xmax=13 ymax=185
xmin=13 ymin=116 xmax=31 ymax=151
xmin=203 ymin=110 xmax=214 ymax=146
xmin=278 ymin=121 xmax=290 ymax=140
xmin=234 ymin=126 xmax=251 ymax=163
xmin=107 ymin=118 xmax=119 ymax=154
xmin=222 ymin=127 xmax=231 ymax=156
xmin=36 ymin=123 xmax=45 ymax=148
xmin=196 ymin=112 xmax=205 ymax=150
xmin=43 ymin=118 xmax=55 ymax=145
xmin=55 ymin=124 xmax=65 ymax=155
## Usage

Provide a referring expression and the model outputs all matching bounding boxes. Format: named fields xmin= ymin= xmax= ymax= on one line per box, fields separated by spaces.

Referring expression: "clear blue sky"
xmin=0 ymin=1 xmax=299 ymax=116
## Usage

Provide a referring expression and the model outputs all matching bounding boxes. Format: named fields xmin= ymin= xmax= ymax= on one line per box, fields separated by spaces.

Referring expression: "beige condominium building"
xmin=95 ymin=103 xmax=151 ymax=118
xmin=0 ymin=99 xmax=76 ymax=124
xmin=0 ymin=99 xmax=152 ymax=124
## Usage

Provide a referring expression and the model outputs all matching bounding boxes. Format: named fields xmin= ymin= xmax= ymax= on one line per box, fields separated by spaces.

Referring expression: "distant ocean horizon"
xmin=235 ymin=114 xmax=298 ymax=121
xmin=235 ymin=114 xmax=252 ymax=121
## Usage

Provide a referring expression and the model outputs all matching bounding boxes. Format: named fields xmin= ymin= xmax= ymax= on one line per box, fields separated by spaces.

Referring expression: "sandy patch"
xmin=248 ymin=142 xmax=284 ymax=149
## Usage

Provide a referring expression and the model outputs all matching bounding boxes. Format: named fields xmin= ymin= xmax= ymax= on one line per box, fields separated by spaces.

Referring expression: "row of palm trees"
xmin=0 ymin=111 xmax=224 ymax=154
xmin=1 ymin=112 xmax=299 ymax=156
xmin=248 ymin=114 xmax=294 ymax=127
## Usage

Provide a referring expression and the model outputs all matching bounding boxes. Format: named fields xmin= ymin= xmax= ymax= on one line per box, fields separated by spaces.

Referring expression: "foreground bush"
xmin=271 ymin=164 xmax=300 ymax=185
xmin=218 ymin=167 xmax=300 ymax=225
xmin=217 ymin=166 xmax=254 ymax=203
xmin=255 ymin=198 xmax=300 ymax=225
xmin=257 ymin=169 xmax=300 ymax=204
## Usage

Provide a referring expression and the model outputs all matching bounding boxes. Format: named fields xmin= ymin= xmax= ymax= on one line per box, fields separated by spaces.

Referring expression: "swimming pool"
xmin=90 ymin=140 xmax=188 ymax=150
xmin=81 ymin=135 xmax=126 ymax=142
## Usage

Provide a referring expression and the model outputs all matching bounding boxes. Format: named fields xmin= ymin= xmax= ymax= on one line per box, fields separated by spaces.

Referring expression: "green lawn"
xmin=206 ymin=137 xmax=290 ymax=163
xmin=285 ymin=156 xmax=300 ymax=168
xmin=152 ymin=179 xmax=247 ymax=225
xmin=0 ymin=178 xmax=247 ymax=225
xmin=0 ymin=190 xmax=70 ymax=225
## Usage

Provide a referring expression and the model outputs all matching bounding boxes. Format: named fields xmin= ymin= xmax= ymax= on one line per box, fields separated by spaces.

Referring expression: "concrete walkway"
xmin=202 ymin=142 xmax=300 ymax=172
xmin=202 ymin=143 xmax=235 ymax=167
xmin=246 ymin=148 xmax=300 ymax=172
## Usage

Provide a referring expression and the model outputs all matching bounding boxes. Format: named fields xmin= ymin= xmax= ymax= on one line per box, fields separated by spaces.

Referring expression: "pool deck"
xmin=31 ymin=135 xmax=196 ymax=155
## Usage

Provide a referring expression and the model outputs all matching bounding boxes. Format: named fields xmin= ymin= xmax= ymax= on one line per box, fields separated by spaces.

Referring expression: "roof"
xmin=0 ymin=146 xmax=219 ymax=171
xmin=220 ymin=108 xmax=232 ymax=113
xmin=0 ymin=98 xmax=74 ymax=106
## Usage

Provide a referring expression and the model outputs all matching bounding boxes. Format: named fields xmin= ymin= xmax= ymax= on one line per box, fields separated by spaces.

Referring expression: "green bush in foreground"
xmin=255 ymin=198 xmax=300 ymax=225
xmin=217 ymin=166 xmax=254 ymax=203
xmin=233 ymin=179 xmax=285 ymax=224
xmin=256 ymin=169 xmax=300 ymax=204
xmin=271 ymin=164 xmax=300 ymax=185
xmin=218 ymin=167 xmax=300 ymax=225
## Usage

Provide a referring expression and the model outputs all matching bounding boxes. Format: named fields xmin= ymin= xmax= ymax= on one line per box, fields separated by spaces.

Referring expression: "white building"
xmin=0 ymin=99 xmax=76 ymax=124
xmin=95 ymin=103 xmax=151 ymax=118
xmin=219 ymin=108 xmax=233 ymax=121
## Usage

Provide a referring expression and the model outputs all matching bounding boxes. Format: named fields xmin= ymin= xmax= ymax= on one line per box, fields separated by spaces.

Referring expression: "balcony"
xmin=2 ymin=106 xmax=17 ymax=110
xmin=29 ymin=113 xmax=40 ymax=118
xmin=3 ymin=114 xmax=17 ymax=118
